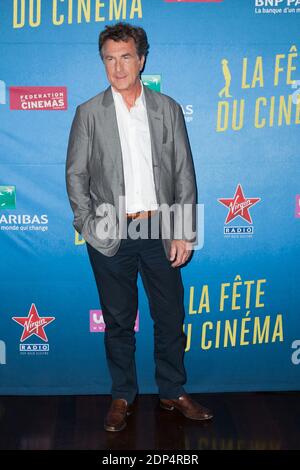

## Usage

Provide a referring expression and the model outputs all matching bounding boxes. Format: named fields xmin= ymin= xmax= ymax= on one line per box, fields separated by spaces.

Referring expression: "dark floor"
xmin=0 ymin=392 xmax=299 ymax=450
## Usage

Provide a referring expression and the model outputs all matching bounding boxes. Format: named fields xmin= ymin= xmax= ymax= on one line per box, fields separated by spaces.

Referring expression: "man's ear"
xmin=140 ymin=55 xmax=145 ymax=71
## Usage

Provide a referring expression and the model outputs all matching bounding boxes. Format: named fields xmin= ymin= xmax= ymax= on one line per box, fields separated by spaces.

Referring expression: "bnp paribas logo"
xmin=0 ymin=186 xmax=16 ymax=209
xmin=142 ymin=75 xmax=161 ymax=92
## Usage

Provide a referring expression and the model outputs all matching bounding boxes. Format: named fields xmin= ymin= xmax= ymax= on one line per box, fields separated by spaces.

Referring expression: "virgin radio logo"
xmin=10 ymin=86 xmax=67 ymax=110
xmin=218 ymin=184 xmax=261 ymax=238
xmin=12 ymin=303 xmax=55 ymax=355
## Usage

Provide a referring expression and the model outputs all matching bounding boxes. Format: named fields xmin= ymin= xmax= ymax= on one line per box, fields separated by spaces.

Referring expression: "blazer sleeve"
xmin=65 ymin=105 xmax=92 ymax=234
xmin=172 ymin=102 xmax=197 ymax=243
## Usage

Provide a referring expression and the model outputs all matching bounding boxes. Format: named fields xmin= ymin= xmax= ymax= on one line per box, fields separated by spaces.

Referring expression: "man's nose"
xmin=115 ymin=60 xmax=123 ymax=72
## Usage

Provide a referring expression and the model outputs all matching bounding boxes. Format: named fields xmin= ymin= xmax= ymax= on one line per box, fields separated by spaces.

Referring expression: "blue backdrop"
xmin=0 ymin=0 xmax=299 ymax=394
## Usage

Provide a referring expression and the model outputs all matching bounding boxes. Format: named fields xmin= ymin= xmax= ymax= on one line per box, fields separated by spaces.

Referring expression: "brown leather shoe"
xmin=104 ymin=398 xmax=134 ymax=432
xmin=160 ymin=393 xmax=213 ymax=421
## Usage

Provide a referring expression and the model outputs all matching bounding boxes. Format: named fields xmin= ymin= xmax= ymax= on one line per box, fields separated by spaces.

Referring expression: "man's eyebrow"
xmin=104 ymin=52 xmax=133 ymax=58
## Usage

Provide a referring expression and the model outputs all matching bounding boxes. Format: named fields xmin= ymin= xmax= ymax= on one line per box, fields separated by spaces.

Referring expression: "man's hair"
xmin=99 ymin=22 xmax=149 ymax=61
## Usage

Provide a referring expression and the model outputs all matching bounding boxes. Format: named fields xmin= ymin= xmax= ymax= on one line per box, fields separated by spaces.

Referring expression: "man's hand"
xmin=169 ymin=240 xmax=193 ymax=267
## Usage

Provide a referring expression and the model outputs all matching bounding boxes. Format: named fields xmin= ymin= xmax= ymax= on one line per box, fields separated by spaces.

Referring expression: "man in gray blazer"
xmin=66 ymin=22 xmax=212 ymax=432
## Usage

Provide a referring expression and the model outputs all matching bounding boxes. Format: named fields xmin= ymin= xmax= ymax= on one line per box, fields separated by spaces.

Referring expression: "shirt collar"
xmin=111 ymin=79 xmax=145 ymax=108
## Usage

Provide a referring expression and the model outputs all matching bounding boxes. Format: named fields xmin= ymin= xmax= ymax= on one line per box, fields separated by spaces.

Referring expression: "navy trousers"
xmin=86 ymin=215 xmax=187 ymax=404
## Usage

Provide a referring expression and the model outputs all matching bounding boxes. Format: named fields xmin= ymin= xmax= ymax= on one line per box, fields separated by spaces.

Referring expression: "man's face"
xmin=102 ymin=38 xmax=145 ymax=93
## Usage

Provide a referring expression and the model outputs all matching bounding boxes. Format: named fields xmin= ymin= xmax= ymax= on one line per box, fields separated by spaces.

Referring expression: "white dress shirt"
xmin=111 ymin=81 xmax=158 ymax=214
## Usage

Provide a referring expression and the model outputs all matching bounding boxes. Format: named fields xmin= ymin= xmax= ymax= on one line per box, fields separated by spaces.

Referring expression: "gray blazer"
xmin=66 ymin=85 xmax=197 ymax=259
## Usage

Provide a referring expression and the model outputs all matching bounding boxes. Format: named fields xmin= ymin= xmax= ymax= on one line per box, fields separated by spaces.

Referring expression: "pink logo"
xmin=295 ymin=195 xmax=300 ymax=218
xmin=10 ymin=86 xmax=67 ymax=110
xmin=164 ymin=1 xmax=222 ymax=3
xmin=90 ymin=310 xmax=139 ymax=333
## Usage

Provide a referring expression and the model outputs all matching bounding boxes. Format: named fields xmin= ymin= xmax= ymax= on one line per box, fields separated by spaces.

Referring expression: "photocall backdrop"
xmin=0 ymin=0 xmax=299 ymax=395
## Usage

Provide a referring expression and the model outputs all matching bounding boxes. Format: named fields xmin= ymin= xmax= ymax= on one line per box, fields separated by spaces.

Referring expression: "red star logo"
xmin=12 ymin=303 xmax=55 ymax=342
xmin=218 ymin=184 xmax=260 ymax=224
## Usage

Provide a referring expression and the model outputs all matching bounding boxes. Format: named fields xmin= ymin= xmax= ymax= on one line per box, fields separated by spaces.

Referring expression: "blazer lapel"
xmin=101 ymin=86 xmax=125 ymax=193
